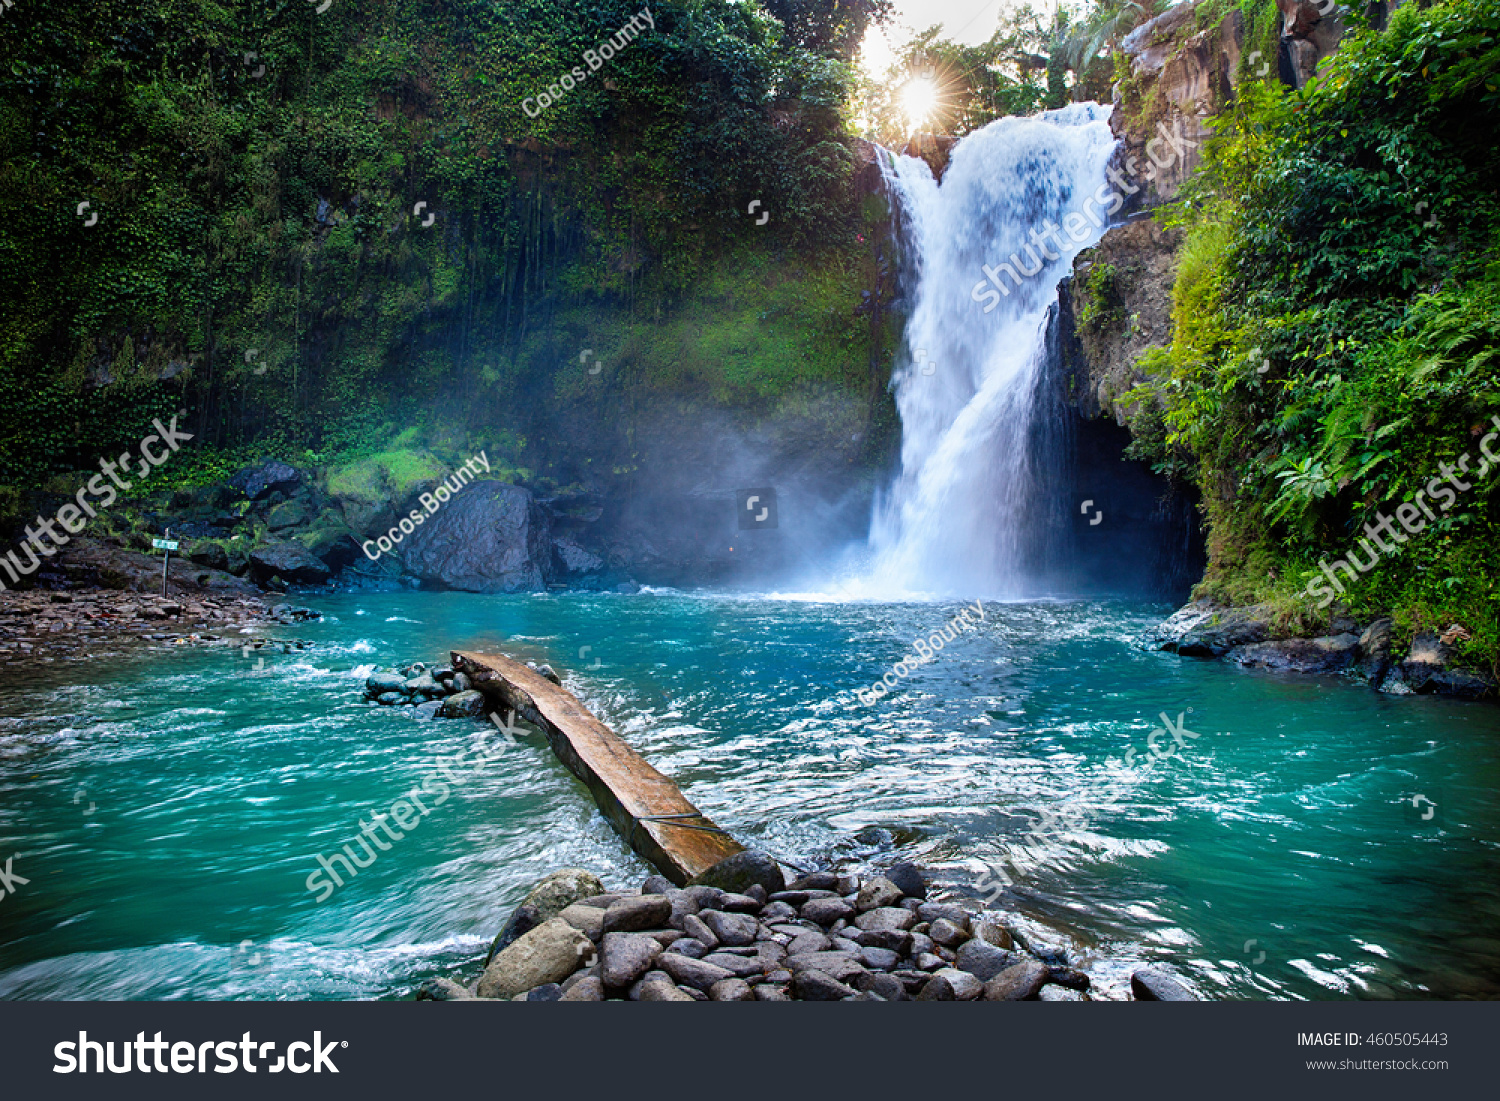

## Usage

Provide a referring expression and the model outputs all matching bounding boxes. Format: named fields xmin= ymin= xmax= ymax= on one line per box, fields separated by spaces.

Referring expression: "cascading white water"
xmin=864 ymin=104 xmax=1120 ymax=598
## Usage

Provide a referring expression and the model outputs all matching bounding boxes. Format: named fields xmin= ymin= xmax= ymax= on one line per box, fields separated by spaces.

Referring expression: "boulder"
xmin=657 ymin=953 xmax=735 ymax=992
xmin=793 ymin=969 xmax=858 ymax=1001
xmin=365 ymin=671 xmax=407 ymax=697
xmin=266 ymin=499 xmax=311 ymax=532
xmin=687 ymin=850 xmax=785 ymax=898
xmin=1144 ymin=600 xmax=1272 ymax=657
xmin=249 ymin=543 xmax=332 ymax=585
xmin=856 ymin=876 xmax=904 ymax=912
xmin=853 ymin=906 xmax=915 ymax=933
xmin=802 ymin=897 xmax=855 ymax=925
xmin=1131 ymin=968 xmax=1195 ymax=1001
xmin=1225 ymin=633 xmax=1360 ymax=675
xmin=439 ymin=690 xmax=487 ymax=719
xmin=599 ymin=932 xmax=664 ymax=989
xmin=709 ymin=978 xmax=755 ymax=1002
xmin=928 ymin=917 xmax=970 ymax=949
xmin=983 ymin=960 xmax=1049 ymax=1001
xmin=485 ymin=868 xmax=605 ymax=964
xmin=601 ymin=895 xmax=673 ymax=934
xmin=398 ymin=482 xmax=553 ymax=593
xmin=415 ymin=977 xmax=473 ymax=1001
xmin=230 ymin=460 xmax=301 ymax=501
xmin=955 ymin=938 xmax=1015 ymax=981
xmin=476 ymin=917 xmax=593 ymax=999
xmin=700 ymin=910 xmax=757 ymax=947
xmin=1357 ymin=617 xmax=1394 ymax=684
xmin=558 ymin=976 xmax=604 ymax=1001
xmin=884 ymin=861 xmax=928 ymax=899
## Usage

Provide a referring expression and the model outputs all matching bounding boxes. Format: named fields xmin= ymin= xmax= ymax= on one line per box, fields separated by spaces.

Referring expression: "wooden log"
xmin=452 ymin=650 xmax=744 ymax=885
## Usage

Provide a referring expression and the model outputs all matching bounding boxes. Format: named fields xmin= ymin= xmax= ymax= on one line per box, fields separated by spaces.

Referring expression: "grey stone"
xmin=755 ymin=941 xmax=787 ymax=969
xmin=687 ymin=850 xmax=785 ymax=898
xmin=830 ymin=936 xmax=862 ymax=953
xmin=641 ymin=875 xmax=674 ymax=895
xmin=928 ymin=917 xmax=970 ymax=949
xmin=702 ymin=952 xmax=764 ymax=979
xmin=859 ymin=946 xmax=900 ymax=971
xmin=701 ymin=910 xmax=758 ymax=947
xmin=983 ymin=960 xmax=1049 ymax=1001
xmin=1048 ymin=966 xmax=1092 ymax=991
xmin=640 ymin=929 xmax=681 ymax=950
xmin=794 ymin=969 xmax=858 ymax=1001
xmin=854 ymin=906 xmax=916 ymax=933
xmin=856 ymin=876 xmax=904 ymax=912
xmin=916 ymin=973 xmax=956 ymax=1000
xmin=477 ymin=917 xmax=593 ymax=999
xmin=935 ymin=967 xmax=982 ymax=1000
xmin=754 ymin=983 xmax=792 ymax=1001
xmin=788 ymin=871 xmax=840 ymax=891
xmin=709 ymin=978 xmax=755 ymax=1001
xmin=601 ymin=894 xmax=673 ymax=933
xmin=717 ymin=892 xmax=761 ymax=914
xmin=917 ymin=902 xmax=971 ymax=929
xmin=682 ymin=885 xmax=725 ymax=909
xmin=486 ymin=868 xmax=604 ymax=964
xmin=557 ymin=903 xmax=605 ymax=939
xmin=637 ymin=977 xmax=695 ymax=1002
xmin=403 ymin=674 xmax=443 ymax=698
xmin=599 ymin=932 xmax=663 ymax=988
xmin=1131 ymin=968 xmax=1195 ymax=1001
xmin=366 ymin=671 xmax=407 ymax=697
xmin=955 ymin=938 xmax=1016 ymax=981
xmin=668 ymin=890 xmax=700 ymax=930
xmin=400 ymin=482 xmax=553 ymax=593
xmin=975 ymin=917 xmax=1014 ymax=950
xmin=745 ymin=884 xmax=768 ymax=905
xmin=526 ymin=983 xmax=563 ymax=1001
xmin=667 ymin=938 xmax=709 ymax=959
xmin=760 ymin=901 xmax=798 ymax=923
xmin=853 ymin=928 xmax=912 ymax=954
xmin=801 ymin=897 xmax=854 ymax=925
xmin=682 ymin=913 xmax=718 ymax=949
xmin=851 ymin=971 xmax=907 ymax=1001
xmin=1040 ymin=984 xmax=1085 ymax=1001
xmin=658 ymin=953 xmax=735 ymax=992
xmin=558 ymin=975 xmax=604 ymax=1001
xmin=413 ymin=700 xmax=443 ymax=722
xmin=915 ymin=952 xmax=945 ymax=971
xmin=785 ymin=952 xmax=868 ymax=984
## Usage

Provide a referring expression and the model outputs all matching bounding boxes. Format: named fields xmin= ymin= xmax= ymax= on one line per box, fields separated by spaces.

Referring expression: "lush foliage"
xmin=1131 ymin=0 xmax=1500 ymax=668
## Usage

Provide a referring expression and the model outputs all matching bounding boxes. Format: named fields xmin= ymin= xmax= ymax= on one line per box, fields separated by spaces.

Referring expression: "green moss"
xmin=325 ymin=449 xmax=451 ymax=503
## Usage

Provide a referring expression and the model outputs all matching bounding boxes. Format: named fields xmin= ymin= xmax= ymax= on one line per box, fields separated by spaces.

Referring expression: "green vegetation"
xmin=1128 ymin=0 xmax=1500 ymax=670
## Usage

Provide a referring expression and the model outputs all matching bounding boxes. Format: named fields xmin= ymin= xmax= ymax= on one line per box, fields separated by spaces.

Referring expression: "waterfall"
xmin=864 ymin=104 xmax=1119 ymax=599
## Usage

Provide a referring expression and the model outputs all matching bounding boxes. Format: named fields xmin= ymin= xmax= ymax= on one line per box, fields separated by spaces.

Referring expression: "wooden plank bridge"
xmin=451 ymin=650 xmax=744 ymax=885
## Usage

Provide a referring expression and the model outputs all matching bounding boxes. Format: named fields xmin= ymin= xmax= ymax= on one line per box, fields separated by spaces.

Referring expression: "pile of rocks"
xmin=418 ymin=858 xmax=1194 ymax=1002
xmin=363 ymin=657 xmax=561 ymax=722
xmin=0 ymin=587 xmax=318 ymax=664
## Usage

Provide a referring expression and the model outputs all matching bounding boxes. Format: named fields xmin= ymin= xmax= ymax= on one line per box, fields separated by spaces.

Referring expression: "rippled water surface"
xmin=1 ymin=590 xmax=1497 ymax=1001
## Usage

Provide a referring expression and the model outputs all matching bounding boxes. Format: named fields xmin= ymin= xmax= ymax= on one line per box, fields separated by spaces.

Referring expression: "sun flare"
xmin=900 ymin=76 xmax=940 ymax=132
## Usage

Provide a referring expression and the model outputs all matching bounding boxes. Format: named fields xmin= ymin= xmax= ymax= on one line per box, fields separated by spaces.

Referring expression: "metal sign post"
xmin=152 ymin=531 xmax=180 ymax=597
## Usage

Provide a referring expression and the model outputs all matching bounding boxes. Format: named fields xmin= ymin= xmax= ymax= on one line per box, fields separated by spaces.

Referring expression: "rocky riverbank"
xmin=1144 ymin=601 xmax=1496 ymax=700
xmin=418 ymin=856 xmax=1194 ymax=1003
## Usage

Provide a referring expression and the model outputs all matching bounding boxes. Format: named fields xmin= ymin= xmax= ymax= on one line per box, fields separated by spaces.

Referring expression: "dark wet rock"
xmin=413 ymin=699 xmax=443 ymax=722
xmin=983 ymin=960 xmax=1049 ymax=1001
xmin=486 ymin=904 xmax=541 ymax=965
xmin=788 ymin=871 xmax=840 ymax=892
xmin=884 ymin=861 xmax=928 ymax=899
xmin=955 ymin=938 xmax=1016 ymax=981
xmin=916 ymin=973 xmax=957 ymax=1000
xmin=717 ymin=892 xmax=761 ymax=914
xmin=1391 ymin=631 xmax=1496 ymax=698
xmin=855 ymin=876 xmax=904 ymax=912
xmin=1131 ymin=968 xmax=1195 ymax=1001
xmin=1047 ymin=966 xmax=1092 ymax=991
xmin=700 ymin=910 xmax=757 ymax=947
xmin=249 ymin=542 xmax=331 ymax=585
xmin=688 ymin=849 xmax=785 ymax=898
xmin=400 ymin=482 xmax=553 ymax=593
xmin=1358 ymin=618 xmax=1394 ymax=684
xmin=682 ymin=885 xmax=725 ymax=910
xmin=231 ymin=460 xmax=301 ymax=501
xmin=852 ymin=971 xmax=908 ymax=1001
xmin=403 ymin=673 xmax=443 ymax=698
xmin=366 ymin=671 xmax=407 ymax=697
xmin=975 ymin=917 xmax=1014 ymax=951
xmin=600 ymin=932 xmax=663 ymax=989
xmin=526 ymin=983 xmax=563 ymax=1002
xmin=1145 ymin=600 xmax=1272 ymax=657
xmin=1225 ymin=633 xmax=1360 ymax=674
xmin=793 ymin=969 xmax=858 ymax=1001
xmin=602 ymin=895 xmax=673 ymax=934
xmin=917 ymin=902 xmax=972 ymax=929
xmin=853 ymin=928 xmax=912 ymax=955
xmin=266 ymin=499 xmax=311 ymax=532
xmin=439 ymin=689 xmax=487 ymax=719
xmin=802 ymin=897 xmax=855 ymax=925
